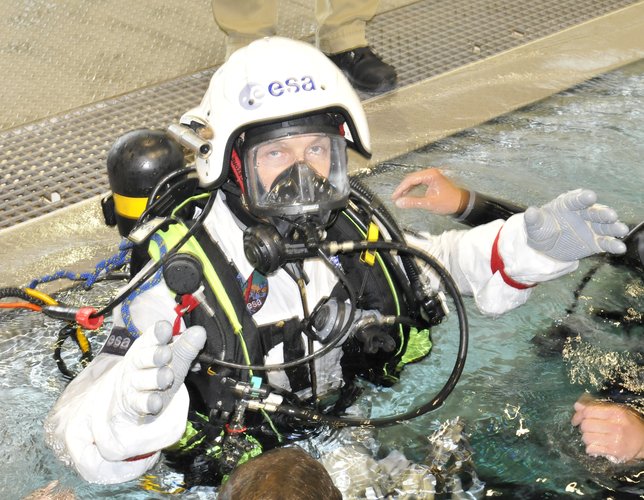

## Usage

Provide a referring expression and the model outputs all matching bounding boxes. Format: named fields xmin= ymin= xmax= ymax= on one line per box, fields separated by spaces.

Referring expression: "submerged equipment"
xmin=0 ymin=287 xmax=96 ymax=378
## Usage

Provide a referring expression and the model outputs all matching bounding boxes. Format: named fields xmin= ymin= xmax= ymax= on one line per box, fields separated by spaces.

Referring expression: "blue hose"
xmin=28 ymin=239 xmax=133 ymax=289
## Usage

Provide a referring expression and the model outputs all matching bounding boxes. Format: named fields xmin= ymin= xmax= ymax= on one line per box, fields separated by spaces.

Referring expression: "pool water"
xmin=1 ymin=60 xmax=643 ymax=498
xmin=358 ymin=59 xmax=643 ymax=497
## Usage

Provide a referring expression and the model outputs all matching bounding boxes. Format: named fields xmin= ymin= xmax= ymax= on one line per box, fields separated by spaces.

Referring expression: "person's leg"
xmin=212 ymin=0 xmax=278 ymax=59
xmin=315 ymin=0 xmax=377 ymax=54
xmin=316 ymin=0 xmax=396 ymax=92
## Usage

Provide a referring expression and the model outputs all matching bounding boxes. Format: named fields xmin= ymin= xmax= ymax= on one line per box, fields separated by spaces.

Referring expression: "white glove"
xmin=525 ymin=189 xmax=628 ymax=261
xmin=117 ymin=320 xmax=206 ymax=420
xmin=90 ymin=320 xmax=207 ymax=464
xmin=45 ymin=321 xmax=207 ymax=483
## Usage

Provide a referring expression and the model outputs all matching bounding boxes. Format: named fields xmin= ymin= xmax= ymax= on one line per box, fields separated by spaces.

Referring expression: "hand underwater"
xmin=572 ymin=394 xmax=644 ymax=463
xmin=525 ymin=189 xmax=628 ymax=261
xmin=118 ymin=321 xmax=206 ymax=420
xmin=392 ymin=168 xmax=467 ymax=215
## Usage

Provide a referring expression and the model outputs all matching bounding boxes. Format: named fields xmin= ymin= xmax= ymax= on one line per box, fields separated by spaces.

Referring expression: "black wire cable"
xmin=146 ymin=167 xmax=196 ymax=208
xmin=197 ymin=248 xmax=358 ymax=371
xmin=139 ymin=167 xmax=198 ymax=221
xmin=91 ymin=193 xmax=216 ymax=319
xmin=274 ymin=239 xmax=469 ymax=428
xmin=53 ymin=324 xmax=77 ymax=379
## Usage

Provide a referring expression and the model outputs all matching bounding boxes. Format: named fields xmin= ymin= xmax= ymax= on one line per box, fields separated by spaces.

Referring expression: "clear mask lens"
xmin=245 ymin=133 xmax=349 ymax=218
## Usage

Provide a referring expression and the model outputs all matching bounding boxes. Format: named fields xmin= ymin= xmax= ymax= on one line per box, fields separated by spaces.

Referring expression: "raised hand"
xmin=525 ymin=189 xmax=628 ymax=261
xmin=392 ymin=168 xmax=466 ymax=215
xmin=118 ymin=321 xmax=206 ymax=420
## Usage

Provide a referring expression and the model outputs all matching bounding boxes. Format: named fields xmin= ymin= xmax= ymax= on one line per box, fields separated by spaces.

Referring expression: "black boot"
xmin=328 ymin=46 xmax=397 ymax=92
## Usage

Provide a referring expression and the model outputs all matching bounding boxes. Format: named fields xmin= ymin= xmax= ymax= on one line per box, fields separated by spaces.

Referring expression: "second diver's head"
xmin=217 ymin=447 xmax=342 ymax=500
xmin=179 ymin=36 xmax=372 ymax=234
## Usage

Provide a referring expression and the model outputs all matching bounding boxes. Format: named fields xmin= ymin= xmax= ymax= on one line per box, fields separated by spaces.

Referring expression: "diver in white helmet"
xmin=44 ymin=37 xmax=629 ymax=490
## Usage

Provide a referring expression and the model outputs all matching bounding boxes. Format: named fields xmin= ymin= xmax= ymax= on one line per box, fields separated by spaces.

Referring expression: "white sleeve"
xmin=44 ymin=279 xmax=190 ymax=484
xmin=408 ymin=213 xmax=577 ymax=316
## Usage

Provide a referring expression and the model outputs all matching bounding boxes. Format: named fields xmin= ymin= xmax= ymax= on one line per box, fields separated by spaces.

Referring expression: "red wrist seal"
xmin=125 ymin=451 xmax=157 ymax=462
xmin=490 ymin=228 xmax=536 ymax=290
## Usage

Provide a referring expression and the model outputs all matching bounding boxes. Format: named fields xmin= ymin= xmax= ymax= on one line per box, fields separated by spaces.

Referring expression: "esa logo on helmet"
xmin=239 ymin=76 xmax=317 ymax=109
xmin=239 ymin=82 xmax=266 ymax=110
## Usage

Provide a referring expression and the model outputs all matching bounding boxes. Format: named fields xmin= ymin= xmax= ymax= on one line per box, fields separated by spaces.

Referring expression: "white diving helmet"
xmin=179 ymin=36 xmax=372 ymax=199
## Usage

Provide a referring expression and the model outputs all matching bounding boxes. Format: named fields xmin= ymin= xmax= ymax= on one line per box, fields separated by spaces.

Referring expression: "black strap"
xmin=257 ymin=317 xmax=301 ymax=354
xmin=281 ymin=320 xmax=311 ymax=392
xmin=455 ymin=191 xmax=524 ymax=227
xmin=257 ymin=318 xmax=310 ymax=392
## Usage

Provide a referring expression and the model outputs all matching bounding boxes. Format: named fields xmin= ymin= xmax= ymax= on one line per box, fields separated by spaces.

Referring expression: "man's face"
xmin=243 ymin=130 xmax=349 ymax=222
xmin=254 ymin=134 xmax=332 ymax=190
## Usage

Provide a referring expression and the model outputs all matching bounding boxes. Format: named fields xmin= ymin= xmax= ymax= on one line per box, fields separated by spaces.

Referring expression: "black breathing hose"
xmin=197 ymin=247 xmax=358 ymax=371
xmin=91 ymin=193 xmax=216 ymax=319
xmin=349 ymin=179 xmax=421 ymax=277
xmin=349 ymin=179 xmax=431 ymax=318
xmin=273 ymin=239 xmax=469 ymax=428
xmin=208 ymin=239 xmax=469 ymax=427
xmin=342 ymin=205 xmax=419 ymax=315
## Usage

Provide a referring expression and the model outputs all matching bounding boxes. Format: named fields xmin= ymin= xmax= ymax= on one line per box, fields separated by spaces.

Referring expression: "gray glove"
xmin=119 ymin=320 xmax=206 ymax=419
xmin=525 ymin=189 xmax=628 ymax=261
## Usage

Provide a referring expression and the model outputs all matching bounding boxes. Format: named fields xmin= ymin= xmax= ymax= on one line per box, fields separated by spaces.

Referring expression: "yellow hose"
xmin=24 ymin=288 xmax=58 ymax=306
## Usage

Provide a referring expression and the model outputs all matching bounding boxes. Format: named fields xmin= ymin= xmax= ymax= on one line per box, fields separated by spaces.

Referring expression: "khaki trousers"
xmin=212 ymin=0 xmax=379 ymax=57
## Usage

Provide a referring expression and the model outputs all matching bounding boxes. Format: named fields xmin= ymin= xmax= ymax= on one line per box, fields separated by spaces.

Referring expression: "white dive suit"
xmin=45 ymin=191 xmax=576 ymax=484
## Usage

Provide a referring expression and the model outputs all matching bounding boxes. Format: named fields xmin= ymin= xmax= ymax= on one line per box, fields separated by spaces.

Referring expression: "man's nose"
xmin=294 ymin=149 xmax=307 ymax=163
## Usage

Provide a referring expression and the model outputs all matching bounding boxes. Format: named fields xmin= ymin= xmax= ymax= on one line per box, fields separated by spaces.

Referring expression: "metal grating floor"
xmin=0 ymin=0 xmax=639 ymax=230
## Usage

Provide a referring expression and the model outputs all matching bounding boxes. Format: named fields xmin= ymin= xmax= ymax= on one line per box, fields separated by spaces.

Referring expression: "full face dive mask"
xmin=244 ymin=127 xmax=350 ymax=234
